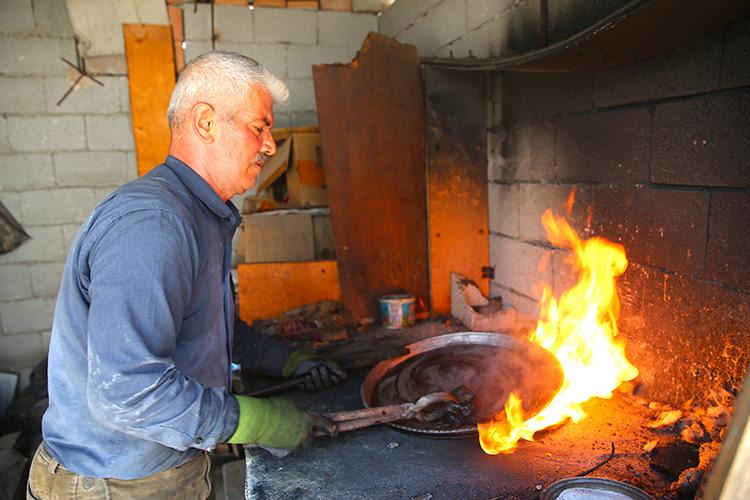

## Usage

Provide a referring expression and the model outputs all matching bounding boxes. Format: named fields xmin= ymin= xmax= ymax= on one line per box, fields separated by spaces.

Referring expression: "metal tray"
xmin=361 ymin=332 xmax=563 ymax=436
xmin=540 ymin=477 xmax=654 ymax=500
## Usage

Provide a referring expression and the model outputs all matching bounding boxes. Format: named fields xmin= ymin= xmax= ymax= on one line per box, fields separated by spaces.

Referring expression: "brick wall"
xmin=488 ymin=19 xmax=750 ymax=405
xmin=182 ymin=4 xmax=377 ymax=129
xmin=0 ymin=0 xmax=135 ymax=372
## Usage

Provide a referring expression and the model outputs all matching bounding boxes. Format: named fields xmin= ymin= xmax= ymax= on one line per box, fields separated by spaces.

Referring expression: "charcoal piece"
xmin=648 ymin=440 xmax=700 ymax=481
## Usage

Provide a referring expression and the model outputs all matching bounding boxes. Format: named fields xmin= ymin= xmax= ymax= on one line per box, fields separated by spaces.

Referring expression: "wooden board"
xmin=424 ymin=67 xmax=489 ymax=315
xmin=167 ymin=6 xmax=185 ymax=72
xmin=123 ymin=24 xmax=176 ymax=177
xmin=240 ymin=212 xmax=314 ymax=263
xmin=237 ymin=261 xmax=341 ymax=322
xmin=320 ymin=0 xmax=352 ymax=11
xmin=313 ymin=33 xmax=429 ymax=320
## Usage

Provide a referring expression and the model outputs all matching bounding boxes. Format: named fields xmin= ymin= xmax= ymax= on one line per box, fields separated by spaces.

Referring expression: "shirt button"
xmin=82 ymin=477 xmax=95 ymax=490
xmin=195 ymin=437 xmax=204 ymax=445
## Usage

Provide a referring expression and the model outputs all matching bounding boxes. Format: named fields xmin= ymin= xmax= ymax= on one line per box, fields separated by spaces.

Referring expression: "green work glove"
xmin=227 ymin=396 xmax=333 ymax=449
xmin=282 ymin=350 xmax=348 ymax=392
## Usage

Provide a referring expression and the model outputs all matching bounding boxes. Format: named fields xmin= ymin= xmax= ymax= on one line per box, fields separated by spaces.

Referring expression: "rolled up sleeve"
xmin=84 ymin=209 xmax=237 ymax=451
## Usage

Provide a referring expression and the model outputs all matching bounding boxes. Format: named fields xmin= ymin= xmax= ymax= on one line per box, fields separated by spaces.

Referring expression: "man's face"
xmin=217 ymin=86 xmax=276 ymax=198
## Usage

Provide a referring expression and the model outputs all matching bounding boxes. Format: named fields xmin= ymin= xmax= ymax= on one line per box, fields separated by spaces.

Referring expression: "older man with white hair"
xmin=27 ymin=52 xmax=344 ymax=499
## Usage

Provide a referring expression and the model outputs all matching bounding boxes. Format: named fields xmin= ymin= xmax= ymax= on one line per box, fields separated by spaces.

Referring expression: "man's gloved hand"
xmin=227 ymin=396 xmax=334 ymax=450
xmin=282 ymin=350 xmax=347 ymax=392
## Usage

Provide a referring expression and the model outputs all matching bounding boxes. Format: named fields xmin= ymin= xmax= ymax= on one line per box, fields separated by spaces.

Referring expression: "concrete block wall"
xmin=379 ymin=0 xmax=631 ymax=60
xmin=0 ymin=0 xmax=136 ymax=371
xmin=487 ymin=19 xmax=750 ymax=405
xmin=182 ymin=4 xmax=377 ymax=129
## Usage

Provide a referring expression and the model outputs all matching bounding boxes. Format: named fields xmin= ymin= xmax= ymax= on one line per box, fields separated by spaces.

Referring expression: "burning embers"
xmin=478 ymin=208 xmax=639 ymax=454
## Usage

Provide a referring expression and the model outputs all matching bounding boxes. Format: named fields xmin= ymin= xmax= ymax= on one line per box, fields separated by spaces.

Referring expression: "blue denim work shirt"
xmin=43 ymin=156 xmax=249 ymax=479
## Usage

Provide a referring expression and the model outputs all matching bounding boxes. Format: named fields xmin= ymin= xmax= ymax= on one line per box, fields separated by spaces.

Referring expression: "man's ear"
xmin=191 ymin=103 xmax=215 ymax=143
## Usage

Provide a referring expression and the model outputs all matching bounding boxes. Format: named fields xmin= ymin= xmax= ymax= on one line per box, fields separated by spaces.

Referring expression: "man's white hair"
xmin=167 ymin=51 xmax=288 ymax=131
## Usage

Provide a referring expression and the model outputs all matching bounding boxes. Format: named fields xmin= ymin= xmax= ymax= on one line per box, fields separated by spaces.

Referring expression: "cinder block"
xmin=590 ymin=186 xmax=708 ymax=274
xmin=287 ymin=44 xmax=349 ymax=78
xmin=488 ymin=183 xmax=519 ymax=237
xmin=214 ymin=4 xmax=254 ymax=42
xmin=93 ymin=187 xmax=116 ymax=203
xmin=21 ymin=188 xmax=96 ymax=226
xmin=183 ymin=3 xmax=212 ymax=40
xmin=85 ymin=115 xmax=134 ymax=151
xmin=319 ymin=11 xmax=376 ymax=44
xmin=0 ymin=154 xmax=55 ymax=190
xmin=44 ymin=76 xmax=121 ymax=114
xmin=705 ymin=192 xmax=750 ymax=290
xmin=0 ymin=192 xmax=25 ymax=225
xmin=273 ymin=112 xmax=292 ymax=129
xmin=437 ymin=25 xmax=490 ymax=59
xmin=0 ymin=297 xmax=55 ymax=334
xmin=254 ymin=7 xmax=317 ymax=44
xmin=488 ymin=0 xmax=542 ymax=57
xmin=184 ymin=40 xmax=213 ymax=64
xmin=216 ymin=41 xmax=286 ymax=78
xmin=32 ymin=0 xmax=75 ymax=37
xmin=416 ymin=0 xmax=441 ymax=16
xmin=652 ymin=88 xmax=750 ymax=188
xmin=8 ymin=116 xmax=85 ymax=152
xmin=594 ymin=30 xmax=722 ymax=108
xmin=378 ymin=0 xmax=416 ymax=37
xmin=118 ymin=77 xmax=130 ymax=112
xmin=0 ymin=0 xmax=35 ymax=34
xmin=499 ymin=122 xmax=555 ymax=182
xmin=353 ymin=0 xmax=385 ymax=13
xmin=490 ymin=282 xmax=538 ymax=318
xmin=720 ymin=18 xmax=750 ymax=89
xmin=518 ymin=183 xmax=592 ymax=242
xmin=425 ymin=0 xmax=466 ymax=49
xmin=551 ymin=248 xmax=579 ymax=298
xmin=0 ymin=265 xmax=32 ymax=301
xmin=395 ymin=16 xmax=432 ymax=55
xmin=466 ymin=0 xmax=514 ymax=32
xmin=291 ymin=111 xmax=318 ymax=127
xmin=490 ymin=234 xmax=552 ymax=300
xmin=54 ymin=151 xmax=129 ymax=187
xmin=0 ymin=77 xmax=45 ymax=113
xmin=556 ymin=107 xmax=650 ymax=183
xmin=0 ymin=36 xmax=76 ymax=76
xmin=285 ymin=78 xmax=316 ymax=112
xmin=61 ymin=224 xmax=82 ymax=254
xmin=618 ymin=262 xmax=750 ymax=405
xmin=0 ymin=333 xmax=45 ymax=371
xmin=30 ymin=262 xmax=64 ymax=296
xmin=548 ymin=0 xmax=628 ymax=43
xmin=0 ymin=225 xmax=64 ymax=264
xmin=0 ymin=117 xmax=9 ymax=153
xmin=503 ymin=70 xmax=593 ymax=125
xmin=125 ymin=152 xmax=137 ymax=181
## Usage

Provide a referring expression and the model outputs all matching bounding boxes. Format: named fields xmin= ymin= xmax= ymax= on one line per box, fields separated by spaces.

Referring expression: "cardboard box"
xmin=238 ymin=208 xmax=333 ymax=263
xmin=286 ymin=131 xmax=328 ymax=207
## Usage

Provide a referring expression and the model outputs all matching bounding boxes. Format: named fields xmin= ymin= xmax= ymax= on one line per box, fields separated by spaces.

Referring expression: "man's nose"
xmin=261 ymin=130 xmax=276 ymax=156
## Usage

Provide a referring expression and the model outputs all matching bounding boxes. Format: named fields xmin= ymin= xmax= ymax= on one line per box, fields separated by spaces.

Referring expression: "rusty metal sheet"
xmin=312 ymin=33 xmax=429 ymax=319
xmin=424 ymin=67 xmax=489 ymax=315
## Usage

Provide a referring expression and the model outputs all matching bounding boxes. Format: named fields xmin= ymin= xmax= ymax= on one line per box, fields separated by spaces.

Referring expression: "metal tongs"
xmin=316 ymin=385 xmax=476 ymax=436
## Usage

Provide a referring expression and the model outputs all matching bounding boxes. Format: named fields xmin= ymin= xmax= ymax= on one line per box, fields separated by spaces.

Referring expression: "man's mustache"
xmin=254 ymin=153 xmax=269 ymax=167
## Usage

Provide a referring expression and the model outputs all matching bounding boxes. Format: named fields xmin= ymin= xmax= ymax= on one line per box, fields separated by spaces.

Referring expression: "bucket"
xmin=378 ymin=294 xmax=416 ymax=329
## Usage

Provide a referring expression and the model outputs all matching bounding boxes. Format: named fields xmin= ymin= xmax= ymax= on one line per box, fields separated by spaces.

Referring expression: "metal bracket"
xmin=57 ymin=39 xmax=104 ymax=106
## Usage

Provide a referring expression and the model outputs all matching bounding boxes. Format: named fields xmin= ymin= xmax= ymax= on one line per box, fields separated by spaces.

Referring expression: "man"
xmin=27 ymin=52 xmax=344 ymax=499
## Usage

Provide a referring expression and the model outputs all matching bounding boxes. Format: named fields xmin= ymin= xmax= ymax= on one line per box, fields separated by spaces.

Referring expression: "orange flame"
xmin=477 ymin=208 xmax=639 ymax=454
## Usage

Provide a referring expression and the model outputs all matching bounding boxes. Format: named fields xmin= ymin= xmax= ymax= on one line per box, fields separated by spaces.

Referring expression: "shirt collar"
xmin=164 ymin=155 xmax=240 ymax=228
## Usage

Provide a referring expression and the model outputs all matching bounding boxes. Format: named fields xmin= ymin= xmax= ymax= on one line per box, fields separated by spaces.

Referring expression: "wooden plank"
xmin=167 ymin=6 xmax=185 ymax=72
xmin=313 ymin=33 xmax=428 ymax=319
xmin=254 ymin=0 xmax=286 ymax=6
xmin=237 ymin=261 xmax=341 ymax=323
xmin=320 ymin=0 xmax=352 ymax=11
xmin=424 ymin=67 xmax=489 ymax=315
xmin=240 ymin=212 xmax=314 ymax=263
xmin=123 ymin=24 xmax=176 ymax=177
xmin=287 ymin=0 xmax=319 ymax=8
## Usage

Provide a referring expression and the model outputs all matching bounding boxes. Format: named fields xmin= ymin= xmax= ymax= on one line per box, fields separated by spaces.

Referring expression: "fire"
xmin=478 ymin=208 xmax=639 ymax=454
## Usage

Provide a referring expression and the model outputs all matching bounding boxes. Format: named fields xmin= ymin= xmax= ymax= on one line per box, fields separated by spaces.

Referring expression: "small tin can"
xmin=378 ymin=295 xmax=416 ymax=329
